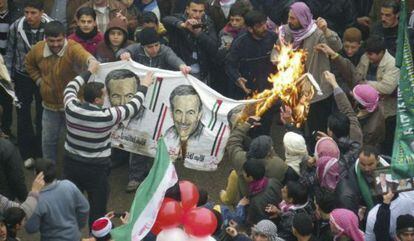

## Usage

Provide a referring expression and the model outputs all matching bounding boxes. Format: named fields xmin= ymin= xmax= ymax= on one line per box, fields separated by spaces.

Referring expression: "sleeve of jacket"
xmin=164 ymin=46 xmax=186 ymax=70
xmin=25 ymin=44 xmax=42 ymax=85
xmin=332 ymin=55 xmax=361 ymax=88
xmin=225 ymin=122 xmax=250 ymax=174
xmin=225 ymin=38 xmax=243 ymax=83
xmin=73 ymin=182 xmax=90 ymax=229
xmin=0 ymin=193 xmax=20 ymax=214
xmin=116 ymin=43 xmax=139 ymax=60
xmin=162 ymin=15 xmax=184 ymax=29
xmin=373 ymin=203 xmax=392 ymax=241
xmin=25 ymin=204 xmax=42 ymax=233
xmin=19 ymin=192 xmax=39 ymax=219
xmin=71 ymin=41 xmax=94 ymax=68
xmin=324 ymin=29 xmax=343 ymax=52
xmin=195 ymin=21 xmax=218 ymax=57
xmin=367 ymin=62 xmax=399 ymax=95
xmin=4 ymin=139 xmax=28 ymax=201
xmin=5 ymin=21 xmax=17 ymax=74
xmin=333 ymin=87 xmax=363 ymax=145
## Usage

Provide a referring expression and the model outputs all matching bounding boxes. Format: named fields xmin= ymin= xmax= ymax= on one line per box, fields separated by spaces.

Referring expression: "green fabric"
xmin=355 ymin=164 xmax=374 ymax=210
xmin=391 ymin=0 xmax=414 ymax=179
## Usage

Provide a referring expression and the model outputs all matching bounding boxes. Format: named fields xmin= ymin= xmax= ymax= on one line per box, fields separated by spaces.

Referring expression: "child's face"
xmin=78 ymin=15 xmax=97 ymax=34
xmin=109 ymin=29 xmax=125 ymax=47
xmin=229 ymin=15 xmax=245 ymax=29
xmin=0 ymin=221 xmax=7 ymax=241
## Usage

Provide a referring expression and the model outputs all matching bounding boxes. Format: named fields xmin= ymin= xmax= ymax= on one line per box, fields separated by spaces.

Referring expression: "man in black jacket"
xmin=162 ymin=0 xmax=218 ymax=83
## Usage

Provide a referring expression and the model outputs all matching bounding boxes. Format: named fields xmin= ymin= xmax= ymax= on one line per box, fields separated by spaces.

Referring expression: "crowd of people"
xmin=0 ymin=0 xmax=414 ymax=240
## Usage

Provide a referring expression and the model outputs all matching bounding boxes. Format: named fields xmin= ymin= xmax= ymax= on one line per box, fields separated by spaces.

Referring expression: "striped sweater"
xmin=63 ymin=71 xmax=147 ymax=163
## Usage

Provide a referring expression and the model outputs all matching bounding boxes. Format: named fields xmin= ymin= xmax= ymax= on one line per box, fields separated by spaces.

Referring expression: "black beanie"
xmin=397 ymin=214 xmax=414 ymax=233
xmin=247 ymin=135 xmax=273 ymax=159
xmin=139 ymin=28 xmax=160 ymax=46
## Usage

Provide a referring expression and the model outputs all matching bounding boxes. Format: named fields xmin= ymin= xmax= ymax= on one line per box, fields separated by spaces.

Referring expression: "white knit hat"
xmin=92 ymin=217 xmax=112 ymax=238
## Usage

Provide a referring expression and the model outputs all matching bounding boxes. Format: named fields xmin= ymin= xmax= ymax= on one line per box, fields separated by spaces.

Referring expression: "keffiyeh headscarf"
xmin=316 ymin=156 xmax=340 ymax=190
xmin=283 ymin=132 xmax=308 ymax=175
xmin=330 ymin=209 xmax=365 ymax=241
xmin=314 ymin=137 xmax=340 ymax=160
xmin=353 ymin=84 xmax=380 ymax=113
xmin=252 ymin=220 xmax=285 ymax=241
xmin=279 ymin=2 xmax=317 ymax=49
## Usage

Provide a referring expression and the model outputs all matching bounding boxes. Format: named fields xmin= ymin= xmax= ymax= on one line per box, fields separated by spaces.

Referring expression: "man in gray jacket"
xmin=25 ymin=158 xmax=89 ymax=241
xmin=120 ymin=27 xmax=191 ymax=74
xmin=119 ymin=27 xmax=191 ymax=192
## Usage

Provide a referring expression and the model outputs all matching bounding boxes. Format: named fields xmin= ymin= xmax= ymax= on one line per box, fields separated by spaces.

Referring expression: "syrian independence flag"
xmin=391 ymin=0 xmax=414 ymax=178
xmin=111 ymin=138 xmax=178 ymax=241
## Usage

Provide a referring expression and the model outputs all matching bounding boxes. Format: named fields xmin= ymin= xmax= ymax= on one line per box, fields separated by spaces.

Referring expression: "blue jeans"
xmin=42 ymin=109 xmax=65 ymax=163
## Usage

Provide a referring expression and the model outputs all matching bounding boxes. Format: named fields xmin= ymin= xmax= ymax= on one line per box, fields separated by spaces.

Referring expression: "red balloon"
xmin=179 ymin=180 xmax=199 ymax=211
xmin=183 ymin=207 xmax=218 ymax=237
xmin=152 ymin=198 xmax=183 ymax=233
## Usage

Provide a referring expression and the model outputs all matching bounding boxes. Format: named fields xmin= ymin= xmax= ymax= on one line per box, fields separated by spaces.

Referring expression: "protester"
xmin=336 ymin=145 xmax=390 ymax=214
xmin=68 ymin=6 xmax=104 ymax=56
xmin=330 ymin=208 xmax=365 ymax=241
xmin=163 ymin=0 xmax=218 ymax=82
xmin=222 ymin=116 xmax=287 ymax=205
xmin=314 ymin=190 xmax=336 ymax=241
xmin=292 ymin=212 xmax=316 ymax=241
xmin=341 ymin=27 xmax=364 ymax=67
xmin=242 ymin=159 xmax=283 ymax=225
xmin=4 ymin=207 xmax=25 ymax=241
xmin=134 ymin=0 xmax=160 ymax=20
xmin=5 ymin=0 xmax=51 ymax=168
xmin=366 ymin=191 xmax=414 ymax=241
xmin=96 ymin=17 xmax=134 ymax=63
xmin=395 ymin=215 xmax=414 ymax=241
xmin=276 ymin=2 xmax=342 ymax=148
xmin=25 ymin=158 xmax=90 ymax=241
xmin=283 ymin=131 xmax=309 ymax=181
xmin=25 ymin=20 xmax=97 ymax=164
xmin=63 ymin=60 xmax=154 ymax=226
xmin=135 ymin=11 xmax=168 ymax=44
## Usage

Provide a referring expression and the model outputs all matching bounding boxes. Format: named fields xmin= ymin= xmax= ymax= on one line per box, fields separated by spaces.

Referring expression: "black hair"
xmin=359 ymin=145 xmax=380 ymax=160
xmin=229 ymin=1 xmax=250 ymax=18
xmin=169 ymin=85 xmax=202 ymax=112
xmin=186 ymin=0 xmax=206 ymax=7
xmin=35 ymin=158 xmax=56 ymax=183
xmin=105 ymin=69 xmax=140 ymax=95
xmin=24 ymin=0 xmax=44 ymax=11
xmin=244 ymin=10 xmax=266 ymax=27
xmin=327 ymin=112 xmax=350 ymax=139
xmin=314 ymin=189 xmax=336 ymax=213
xmin=44 ymin=21 xmax=66 ymax=37
xmin=197 ymin=188 xmax=208 ymax=206
xmin=4 ymin=207 xmax=25 ymax=238
xmin=242 ymin=158 xmax=265 ymax=181
xmin=165 ymin=182 xmax=181 ymax=201
xmin=142 ymin=11 xmax=159 ymax=25
xmin=382 ymin=0 xmax=400 ymax=14
xmin=292 ymin=212 xmax=314 ymax=236
xmin=365 ymin=35 xmax=386 ymax=54
xmin=76 ymin=6 xmax=97 ymax=21
xmin=286 ymin=181 xmax=308 ymax=205
xmin=84 ymin=82 xmax=105 ymax=103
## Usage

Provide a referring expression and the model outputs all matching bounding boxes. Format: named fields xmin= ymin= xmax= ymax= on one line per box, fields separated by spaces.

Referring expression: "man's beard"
xmin=289 ymin=23 xmax=302 ymax=31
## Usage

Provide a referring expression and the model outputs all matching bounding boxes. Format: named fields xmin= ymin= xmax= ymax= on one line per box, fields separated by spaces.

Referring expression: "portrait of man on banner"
xmin=164 ymin=85 xmax=206 ymax=154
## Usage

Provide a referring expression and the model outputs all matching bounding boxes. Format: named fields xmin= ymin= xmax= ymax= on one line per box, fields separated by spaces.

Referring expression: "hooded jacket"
xmin=96 ymin=18 xmax=133 ymax=63
xmin=118 ymin=42 xmax=186 ymax=70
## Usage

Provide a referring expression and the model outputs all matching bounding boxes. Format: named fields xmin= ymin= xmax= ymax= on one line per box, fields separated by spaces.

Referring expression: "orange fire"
xmin=243 ymin=43 xmax=316 ymax=128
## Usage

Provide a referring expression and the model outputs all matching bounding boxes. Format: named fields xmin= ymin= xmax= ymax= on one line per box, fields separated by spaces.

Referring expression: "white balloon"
xmin=188 ymin=236 xmax=216 ymax=241
xmin=156 ymin=228 xmax=189 ymax=241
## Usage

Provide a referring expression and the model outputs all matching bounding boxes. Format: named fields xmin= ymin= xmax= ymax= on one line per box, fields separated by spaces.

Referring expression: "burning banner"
xmin=242 ymin=43 xmax=322 ymax=128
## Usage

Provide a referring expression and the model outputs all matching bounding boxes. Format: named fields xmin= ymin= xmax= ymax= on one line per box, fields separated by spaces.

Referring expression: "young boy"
xmin=96 ymin=17 xmax=133 ymax=63
xmin=219 ymin=2 xmax=249 ymax=50
xmin=68 ymin=6 xmax=103 ymax=56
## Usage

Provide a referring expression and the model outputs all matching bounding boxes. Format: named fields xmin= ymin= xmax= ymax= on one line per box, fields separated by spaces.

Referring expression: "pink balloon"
xmin=183 ymin=207 xmax=217 ymax=237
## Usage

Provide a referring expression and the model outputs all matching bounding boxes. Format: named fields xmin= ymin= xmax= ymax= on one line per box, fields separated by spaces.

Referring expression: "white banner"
xmin=93 ymin=60 xmax=254 ymax=171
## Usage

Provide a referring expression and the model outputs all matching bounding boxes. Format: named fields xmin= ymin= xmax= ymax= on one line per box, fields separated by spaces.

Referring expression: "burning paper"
xmin=242 ymin=43 xmax=322 ymax=128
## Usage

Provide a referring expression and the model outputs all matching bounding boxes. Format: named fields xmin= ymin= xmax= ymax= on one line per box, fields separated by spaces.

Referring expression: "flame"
xmin=242 ymin=43 xmax=315 ymax=128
